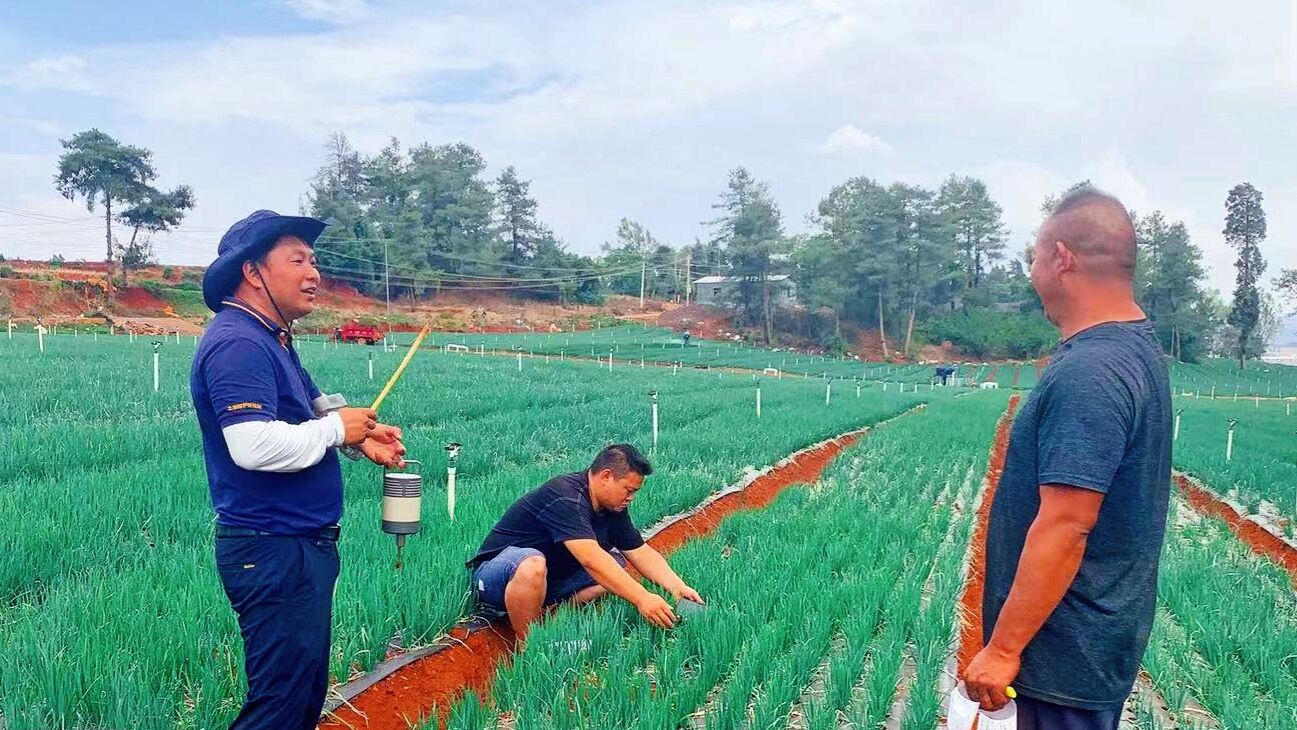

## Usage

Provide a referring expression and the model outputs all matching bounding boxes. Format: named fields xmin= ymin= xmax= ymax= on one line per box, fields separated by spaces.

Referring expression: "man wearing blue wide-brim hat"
xmin=191 ymin=210 xmax=406 ymax=729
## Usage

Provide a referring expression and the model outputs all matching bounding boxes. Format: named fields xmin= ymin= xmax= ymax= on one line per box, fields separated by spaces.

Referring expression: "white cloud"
xmin=0 ymin=115 xmax=66 ymax=137
xmin=278 ymin=0 xmax=371 ymax=24
xmin=816 ymin=124 xmax=894 ymax=156
xmin=9 ymin=54 xmax=92 ymax=92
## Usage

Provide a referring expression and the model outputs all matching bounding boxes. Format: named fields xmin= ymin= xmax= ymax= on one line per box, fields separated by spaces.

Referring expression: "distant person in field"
xmin=962 ymin=187 xmax=1171 ymax=729
xmin=467 ymin=444 xmax=703 ymax=640
xmin=191 ymin=211 xmax=406 ymax=730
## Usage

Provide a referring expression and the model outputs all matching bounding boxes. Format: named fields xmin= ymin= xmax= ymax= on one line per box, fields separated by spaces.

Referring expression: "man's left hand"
xmin=670 ymin=583 xmax=704 ymax=604
xmin=360 ymin=436 xmax=406 ymax=468
xmin=963 ymin=643 xmax=1019 ymax=711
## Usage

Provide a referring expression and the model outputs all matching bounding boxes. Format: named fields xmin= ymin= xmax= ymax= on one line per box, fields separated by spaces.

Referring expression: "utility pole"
xmin=384 ymin=239 xmax=391 ymax=336
xmin=639 ymin=254 xmax=646 ymax=309
xmin=685 ymin=252 xmax=691 ymax=305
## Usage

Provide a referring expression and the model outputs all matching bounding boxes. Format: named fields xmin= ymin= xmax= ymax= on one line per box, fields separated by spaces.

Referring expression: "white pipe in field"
xmin=883 ymin=381 xmax=888 ymax=392
xmin=1255 ymin=396 xmax=1259 ymax=408
xmin=856 ymin=383 xmax=861 ymax=398
xmin=1173 ymin=413 xmax=1181 ymax=441
xmin=38 ymin=328 xmax=44 ymax=353
xmin=368 ymin=354 xmax=374 ymax=381
xmin=652 ymin=402 xmax=659 ymax=449
xmin=153 ymin=352 xmax=160 ymax=392
xmin=825 ymin=381 xmax=832 ymax=404
xmin=517 ymin=352 xmax=522 ymax=371
xmin=7 ymin=319 xmax=12 ymax=339
xmin=756 ymin=386 xmax=762 ymax=418
xmin=1226 ymin=429 xmax=1234 ymax=462
xmin=447 ymin=466 xmax=457 ymax=522
xmin=1211 ymin=385 xmax=1216 ymax=399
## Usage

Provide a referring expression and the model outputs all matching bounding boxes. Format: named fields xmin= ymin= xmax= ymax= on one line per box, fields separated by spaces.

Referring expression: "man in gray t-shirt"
xmin=964 ymin=187 xmax=1171 ymax=730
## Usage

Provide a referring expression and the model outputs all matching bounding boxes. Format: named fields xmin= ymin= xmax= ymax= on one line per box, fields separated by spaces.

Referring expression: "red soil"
xmin=114 ymin=286 xmax=169 ymax=313
xmin=1175 ymin=474 xmax=1297 ymax=589
xmin=955 ymin=395 xmax=1021 ymax=675
xmin=1010 ymin=366 xmax=1021 ymax=388
xmin=318 ymin=429 xmax=875 ymax=730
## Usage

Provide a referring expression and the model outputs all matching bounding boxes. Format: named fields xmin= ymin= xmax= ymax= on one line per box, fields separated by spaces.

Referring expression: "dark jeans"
xmin=1016 ymin=694 xmax=1122 ymax=730
xmin=216 ymin=534 xmax=340 ymax=730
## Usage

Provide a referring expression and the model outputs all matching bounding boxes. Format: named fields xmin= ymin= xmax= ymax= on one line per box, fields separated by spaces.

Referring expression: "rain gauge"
xmin=382 ymin=460 xmax=422 ymax=569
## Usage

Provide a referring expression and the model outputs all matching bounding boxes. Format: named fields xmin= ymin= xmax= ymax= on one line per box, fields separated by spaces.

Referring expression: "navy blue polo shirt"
xmin=190 ymin=298 xmax=344 ymax=534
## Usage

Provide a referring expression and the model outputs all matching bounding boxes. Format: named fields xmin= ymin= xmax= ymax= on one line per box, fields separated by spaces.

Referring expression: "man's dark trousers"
xmin=216 ymin=532 xmax=340 ymax=730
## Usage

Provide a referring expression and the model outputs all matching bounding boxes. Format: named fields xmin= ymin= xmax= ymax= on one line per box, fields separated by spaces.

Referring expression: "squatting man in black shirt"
xmin=467 ymin=444 xmax=703 ymax=640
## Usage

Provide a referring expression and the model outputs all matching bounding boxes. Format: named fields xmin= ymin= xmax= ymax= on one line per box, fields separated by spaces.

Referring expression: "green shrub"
xmin=918 ymin=308 xmax=1057 ymax=359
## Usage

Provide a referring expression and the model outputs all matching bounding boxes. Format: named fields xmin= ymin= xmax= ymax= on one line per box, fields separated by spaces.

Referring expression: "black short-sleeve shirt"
xmin=985 ymin=320 xmax=1171 ymax=711
xmin=467 ymin=472 xmax=645 ymax=583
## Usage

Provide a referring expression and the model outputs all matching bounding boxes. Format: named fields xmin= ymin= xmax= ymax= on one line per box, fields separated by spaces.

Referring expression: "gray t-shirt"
xmin=984 ymin=319 xmax=1171 ymax=711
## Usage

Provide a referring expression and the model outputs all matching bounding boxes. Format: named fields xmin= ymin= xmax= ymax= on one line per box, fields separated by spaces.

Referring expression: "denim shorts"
xmin=470 ymin=546 xmax=626 ymax=615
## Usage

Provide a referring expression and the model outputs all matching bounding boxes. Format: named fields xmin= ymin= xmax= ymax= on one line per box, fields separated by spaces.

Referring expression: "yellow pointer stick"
xmin=371 ymin=324 xmax=431 ymax=412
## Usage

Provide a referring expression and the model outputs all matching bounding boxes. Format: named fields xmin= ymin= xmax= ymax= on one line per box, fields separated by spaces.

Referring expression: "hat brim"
xmin=202 ymin=216 xmax=329 ymax=312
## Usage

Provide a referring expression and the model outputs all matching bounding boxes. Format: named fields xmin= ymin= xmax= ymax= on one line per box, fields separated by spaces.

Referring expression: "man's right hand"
xmin=635 ymin=592 xmax=677 ymax=629
xmin=337 ymin=407 xmax=378 ymax=446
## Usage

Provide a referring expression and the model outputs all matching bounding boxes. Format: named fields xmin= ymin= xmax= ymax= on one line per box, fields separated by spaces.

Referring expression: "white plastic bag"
xmin=946 ymin=682 xmax=1017 ymax=730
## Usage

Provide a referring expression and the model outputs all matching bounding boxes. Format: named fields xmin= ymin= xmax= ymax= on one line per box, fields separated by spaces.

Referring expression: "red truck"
xmin=334 ymin=323 xmax=384 ymax=345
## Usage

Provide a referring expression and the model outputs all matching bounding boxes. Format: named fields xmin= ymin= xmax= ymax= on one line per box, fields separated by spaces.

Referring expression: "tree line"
xmin=43 ymin=128 xmax=1293 ymax=364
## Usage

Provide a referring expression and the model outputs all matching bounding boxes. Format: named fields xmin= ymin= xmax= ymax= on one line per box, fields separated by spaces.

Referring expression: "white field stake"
xmin=37 ymin=326 xmax=44 ymax=353
xmin=517 ymin=351 xmax=523 ymax=371
xmin=6 ymin=319 xmax=12 ymax=339
xmin=152 ymin=342 xmax=161 ymax=392
xmin=1226 ymin=419 xmax=1236 ymax=462
xmin=825 ymin=380 xmax=832 ymax=405
xmin=1173 ymin=409 xmax=1182 ymax=442
xmin=756 ymin=382 xmax=762 ymax=418
xmin=368 ymin=352 xmax=374 ymax=380
xmin=445 ymin=443 xmax=461 ymax=521
xmin=856 ymin=382 xmax=861 ymax=398
xmin=650 ymin=390 xmax=659 ymax=450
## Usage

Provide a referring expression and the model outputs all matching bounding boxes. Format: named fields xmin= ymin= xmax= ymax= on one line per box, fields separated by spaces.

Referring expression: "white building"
xmin=692 ymin=275 xmax=796 ymax=308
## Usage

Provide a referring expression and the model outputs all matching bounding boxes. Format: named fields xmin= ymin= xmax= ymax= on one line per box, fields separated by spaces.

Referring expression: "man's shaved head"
xmin=1038 ymin=187 xmax=1137 ymax=280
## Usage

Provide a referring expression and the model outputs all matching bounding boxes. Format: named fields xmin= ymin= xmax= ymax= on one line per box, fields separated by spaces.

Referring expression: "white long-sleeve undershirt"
xmin=222 ymin=412 xmax=345 ymax=473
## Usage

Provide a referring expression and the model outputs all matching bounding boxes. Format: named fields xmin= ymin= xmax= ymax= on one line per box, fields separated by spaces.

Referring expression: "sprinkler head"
xmin=151 ymin=341 xmax=162 ymax=353
xmin=445 ymin=442 xmax=462 ymax=462
xmin=648 ymin=389 xmax=658 ymax=403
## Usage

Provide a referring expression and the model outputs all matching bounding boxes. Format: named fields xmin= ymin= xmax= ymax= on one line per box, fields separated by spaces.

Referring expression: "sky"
xmin=1 ymin=0 xmax=1294 ymax=299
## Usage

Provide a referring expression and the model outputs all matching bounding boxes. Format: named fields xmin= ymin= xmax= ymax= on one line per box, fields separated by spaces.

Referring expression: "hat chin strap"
xmin=252 ymin=266 xmax=294 ymax=335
